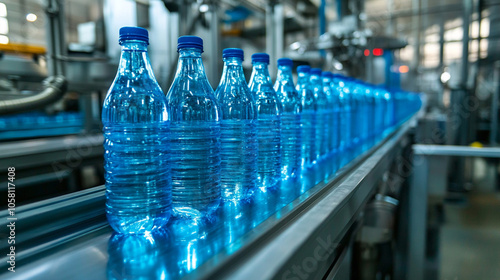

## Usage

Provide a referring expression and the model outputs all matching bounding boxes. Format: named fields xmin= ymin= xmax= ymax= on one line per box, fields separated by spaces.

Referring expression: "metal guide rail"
xmin=0 ymin=114 xmax=418 ymax=280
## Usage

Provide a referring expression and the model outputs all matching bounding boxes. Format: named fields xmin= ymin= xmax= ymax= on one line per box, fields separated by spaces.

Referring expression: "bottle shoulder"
xmin=165 ymin=77 xmax=221 ymax=121
xmin=104 ymin=81 xmax=166 ymax=107
xmin=102 ymin=86 xmax=168 ymax=123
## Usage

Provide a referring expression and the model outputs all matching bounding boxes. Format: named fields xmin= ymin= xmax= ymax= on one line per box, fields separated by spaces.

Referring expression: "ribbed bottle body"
xmin=255 ymin=113 xmax=281 ymax=188
xmin=169 ymin=121 xmax=221 ymax=217
xmin=280 ymin=112 xmax=301 ymax=178
xmin=219 ymin=119 xmax=258 ymax=200
xmin=300 ymin=109 xmax=317 ymax=166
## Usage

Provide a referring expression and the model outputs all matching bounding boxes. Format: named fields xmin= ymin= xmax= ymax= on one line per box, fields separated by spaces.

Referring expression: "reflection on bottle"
xmin=321 ymin=152 xmax=338 ymax=182
xmin=107 ymin=230 xmax=170 ymax=280
xmin=220 ymin=200 xmax=250 ymax=253
xmin=251 ymin=187 xmax=280 ymax=228
xmin=168 ymin=217 xmax=222 ymax=278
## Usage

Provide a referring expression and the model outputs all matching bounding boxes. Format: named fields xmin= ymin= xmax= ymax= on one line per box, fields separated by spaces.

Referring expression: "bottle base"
xmin=172 ymin=204 xmax=220 ymax=221
xmin=107 ymin=213 xmax=170 ymax=235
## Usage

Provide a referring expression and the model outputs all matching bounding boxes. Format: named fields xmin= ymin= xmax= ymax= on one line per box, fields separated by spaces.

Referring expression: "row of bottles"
xmin=102 ymin=27 xmax=422 ymax=234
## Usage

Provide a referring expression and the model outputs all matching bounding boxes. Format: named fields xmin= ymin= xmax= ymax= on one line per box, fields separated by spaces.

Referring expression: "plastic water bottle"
xmin=248 ymin=53 xmax=282 ymax=190
xmin=102 ymin=27 xmax=171 ymax=234
xmin=321 ymin=71 xmax=337 ymax=154
xmin=332 ymin=74 xmax=351 ymax=151
xmin=310 ymin=68 xmax=328 ymax=160
xmin=373 ymin=87 xmax=384 ymax=135
xmin=352 ymin=79 xmax=366 ymax=143
xmin=345 ymin=78 xmax=360 ymax=146
xmin=274 ymin=58 xmax=302 ymax=179
xmin=382 ymin=88 xmax=394 ymax=129
xmin=215 ymin=48 xmax=258 ymax=201
xmin=296 ymin=65 xmax=316 ymax=167
xmin=361 ymin=82 xmax=375 ymax=141
xmin=166 ymin=36 xmax=221 ymax=219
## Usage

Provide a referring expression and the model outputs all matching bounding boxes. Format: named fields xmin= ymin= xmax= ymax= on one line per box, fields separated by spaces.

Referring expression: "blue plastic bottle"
xmin=296 ymin=65 xmax=316 ymax=168
xmin=215 ymin=48 xmax=258 ymax=201
xmin=352 ymin=79 xmax=365 ymax=143
xmin=373 ymin=86 xmax=384 ymax=135
xmin=310 ymin=68 xmax=328 ymax=160
xmin=344 ymin=78 xmax=359 ymax=147
xmin=166 ymin=36 xmax=221 ymax=219
xmin=248 ymin=53 xmax=282 ymax=190
xmin=321 ymin=71 xmax=338 ymax=154
xmin=274 ymin=58 xmax=302 ymax=179
xmin=332 ymin=74 xmax=351 ymax=152
xmin=361 ymin=82 xmax=375 ymax=141
xmin=102 ymin=27 xmax=171 ymax=234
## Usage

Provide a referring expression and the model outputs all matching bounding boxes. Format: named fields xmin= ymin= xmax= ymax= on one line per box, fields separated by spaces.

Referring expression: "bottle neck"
xmin=322 ymin=77 xmax=332 ymax=86
xmin=175 ymin=48 xmax=207 ymax=76
xmin=249 ymin=62 xmax=273 ymax=88
xmin=297 ymin=72 xmax=310 ymax=87
xmin=218 ymin=57 xmax=246 ymax=86
xmin=276 ymin=65 xmax=294 ymax=85
xmin=117 ymin=40 xmax=155 ymax=79
xmin=310 ymin=74 xmax=321 ymax=84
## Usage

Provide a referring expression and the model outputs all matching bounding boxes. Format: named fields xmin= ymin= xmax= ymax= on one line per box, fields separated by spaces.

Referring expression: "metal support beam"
xmin=408 ymin=154 xmax=429 ymax=280
xmin=413 ymin=144 xmax=500 ymax=157
xmin=411 ymin=0 xmax=421 ymax=90
xmin=45 ymin=0 xmax=66 ymax=76
xmin=265 ymin=2 xmax=283 ymax=80
xmin=491 ymin=62 xmax=500 ymax=145
xmin=461 ymin=0 xmax=471 ymax=88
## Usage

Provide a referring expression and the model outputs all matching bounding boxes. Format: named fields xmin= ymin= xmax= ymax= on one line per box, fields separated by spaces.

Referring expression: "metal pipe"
xmin=0 ymin=76 xmax=67 ymax=115
xmin=45 ymin=0 xmax=66 ymax=76
xmin=320 ymin=0 xmax=326 ymax=35
xmin=411 ymin=0 xmax=421 ymax=87
xmin=461 ymin=0 xmax=471 ymax=88
xmin=209 ymin=1 xmax=220 ymax=87
xmin=274 ymin=3 xmax=284 ymax=70
xmin=266 ymin=3 xmax=275 ymax=78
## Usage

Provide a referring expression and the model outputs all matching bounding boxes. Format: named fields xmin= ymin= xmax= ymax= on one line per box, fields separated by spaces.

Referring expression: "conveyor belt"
xmin=0 ymin=115 xmax=418 ymax=280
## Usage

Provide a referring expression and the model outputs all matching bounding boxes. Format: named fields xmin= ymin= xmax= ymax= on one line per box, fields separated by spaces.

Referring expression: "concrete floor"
xmin=440 ymin=192 xmax=500 ymax=280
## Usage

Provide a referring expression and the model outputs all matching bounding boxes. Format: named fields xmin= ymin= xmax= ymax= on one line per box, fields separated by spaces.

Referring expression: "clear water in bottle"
xmin=166 ymin=36 xmax=221 ymax=219
xmin=321 ymin=71 xmax=338 ymax=154
xmin=333 ymin=74 xmax=351 ymax=152
xmin=296 ymin=65 xmax=316 ymax=168
xmin=215 ymin=48 xmax=258 ymax=202
xmin=310 ymin=68 xmax=328 ymax=160
xmin=274 ymin=58 xmax=302 ymax=179
xmin=248 ymin=53 xmax=282 ymax=190
xmin=102 ymin=27 xmax=171 ymax=234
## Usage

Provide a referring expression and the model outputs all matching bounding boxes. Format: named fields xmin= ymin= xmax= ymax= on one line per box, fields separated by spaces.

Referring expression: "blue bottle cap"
xmin=277 ymin=58 xmax=293 ymax=66
xmin=297 ymin=65 xmax=310 ymax=73
xmin=223 ymin=48 xmax=244 ymax=60
xmin=119 ymin=26 xmax=149 ymax=45
xmin=251 ymin=53 xmax=270 ymax=63
xmin=177 ymin=35 xmax=204 ymax=52
xmin=332 ymin=73 xmax=344 ymax=78
xmin=322 ymin=71 xmax=333 ymax=78
xmin=310 ymin=68 xmax=322 ymax=75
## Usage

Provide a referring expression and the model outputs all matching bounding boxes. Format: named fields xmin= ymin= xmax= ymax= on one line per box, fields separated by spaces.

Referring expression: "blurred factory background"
xmin=0 ymin=0 xmax=499 ymax=279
